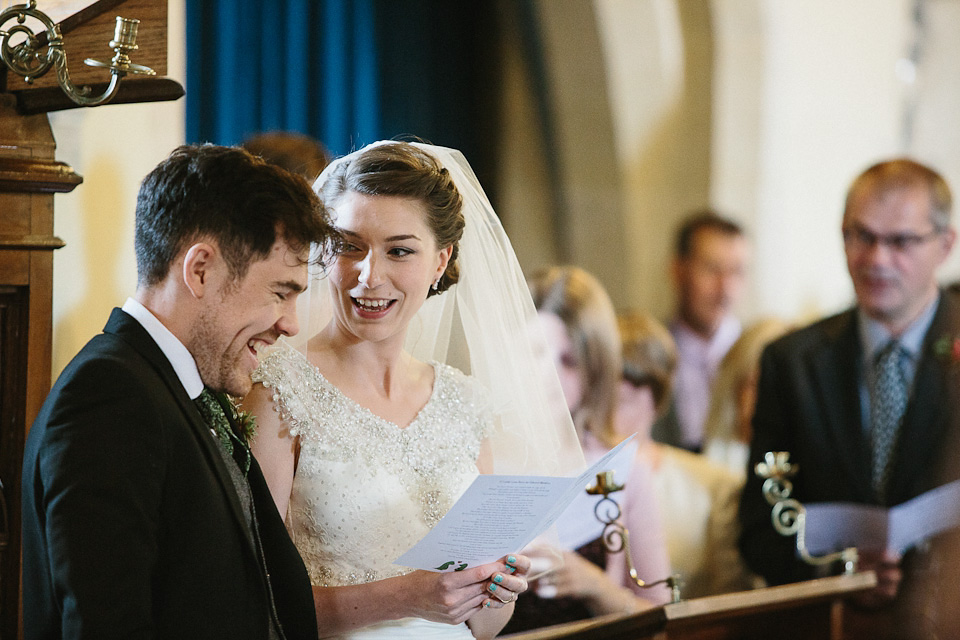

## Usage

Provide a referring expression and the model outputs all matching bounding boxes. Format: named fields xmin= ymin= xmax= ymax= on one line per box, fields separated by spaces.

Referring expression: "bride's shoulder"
xmin=431 ymin=362 xmax=492 ymax=415
xmin=252 ymin=340 xmax=316 ymax=388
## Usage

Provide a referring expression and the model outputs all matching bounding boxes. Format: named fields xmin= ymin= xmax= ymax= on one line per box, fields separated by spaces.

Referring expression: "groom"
xmin=22 ymin=145 xmax=331 ymax=639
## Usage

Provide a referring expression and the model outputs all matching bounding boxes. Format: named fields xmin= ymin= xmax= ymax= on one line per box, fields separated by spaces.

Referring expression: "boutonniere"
xmin=932 ymin=334 xmax=960 ymax=364
xmin=224 ymin=394 xmax=259 ymax=443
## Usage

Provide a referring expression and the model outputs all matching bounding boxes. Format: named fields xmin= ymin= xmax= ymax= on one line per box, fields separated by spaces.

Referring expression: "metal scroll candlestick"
xmin=754 ymin=451 xmax=858 ymax=573
xmin=587 ymin=470 xmax=682 ymax=603
xmin=0 ymin=0 xmax=156 ymax=106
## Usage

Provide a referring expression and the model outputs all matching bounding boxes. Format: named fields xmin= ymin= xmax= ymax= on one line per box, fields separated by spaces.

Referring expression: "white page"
xmin=395 ymin=436 xmax=636 ymax=572
xmin=803 ymin=503 xmax=888 ymax=555
xmin=803 ymin=478 xmax=960 ymax=555
xmin=555 ymin=440 xmax=638 ymax=550
xmin=889 ymin=478 xmax=960 ymax=553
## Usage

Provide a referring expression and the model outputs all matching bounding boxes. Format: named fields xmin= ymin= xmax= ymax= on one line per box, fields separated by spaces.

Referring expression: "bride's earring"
xmin=431 ymin=277 xmax=441 ymax=291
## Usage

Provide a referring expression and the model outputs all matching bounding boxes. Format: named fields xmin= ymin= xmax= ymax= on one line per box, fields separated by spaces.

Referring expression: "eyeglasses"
xmin=842 ymin=225 xmax=943 ymax=253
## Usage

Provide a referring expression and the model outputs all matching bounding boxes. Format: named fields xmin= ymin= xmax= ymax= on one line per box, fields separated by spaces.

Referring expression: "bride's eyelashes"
xmin=388 ymin=246 xmax=416 ymax=258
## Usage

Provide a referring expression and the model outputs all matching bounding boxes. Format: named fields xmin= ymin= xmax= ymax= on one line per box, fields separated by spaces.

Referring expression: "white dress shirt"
xmin=121 ymin=298 xmax=204 ymax=401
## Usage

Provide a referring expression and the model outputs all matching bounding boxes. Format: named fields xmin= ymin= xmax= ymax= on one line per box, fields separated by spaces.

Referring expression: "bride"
xmin=244 ymin=141 xmax=584 ymax=639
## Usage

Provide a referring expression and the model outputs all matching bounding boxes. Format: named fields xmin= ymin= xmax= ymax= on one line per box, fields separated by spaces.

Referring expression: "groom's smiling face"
xmin=190 ymin=239 xmax=308 ymax=396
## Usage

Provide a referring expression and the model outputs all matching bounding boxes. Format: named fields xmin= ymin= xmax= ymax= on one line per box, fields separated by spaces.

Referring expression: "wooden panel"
xmin=0 ymin=253 xmax=29 ymax=286
xmin=0 ymin=158 xmax=83 ymax=194
xmin=0 ymin=1 xmax=101 ymax=24
xmin=0 ymin=194 xmax=31 ymax=235
xmin=3 ymin=0 xmax=168 ymax=92
xmin=0 ymin=96 xmax=56 ymax=158
xmin=13 ymin=75 xmax=184 ymax=114
xmin=0 ymin=286 xmax=27 ymax=640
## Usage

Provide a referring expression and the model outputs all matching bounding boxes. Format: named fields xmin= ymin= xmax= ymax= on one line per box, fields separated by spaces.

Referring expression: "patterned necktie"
xmin=870 ymin=340 xmax=908 ymax=503
xmin=194 ymin=388 xmax=251 ymax=476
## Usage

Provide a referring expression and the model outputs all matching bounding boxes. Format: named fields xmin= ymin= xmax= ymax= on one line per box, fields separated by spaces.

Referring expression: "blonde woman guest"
xmin=505 ymin=267 xmax=670 ymax=633
xmin=616 ymin=311 xmax=756 ymax=598
xmin=702 ymin=318 xmax=791 ymax=477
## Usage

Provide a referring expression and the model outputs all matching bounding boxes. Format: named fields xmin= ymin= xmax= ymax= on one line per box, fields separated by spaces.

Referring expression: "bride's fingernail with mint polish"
xmin=505 ymin=565 xmax=516 ymax=573
xmin=493 ymin=574 xmax=504 ymax=584
xmin=507 ymin=555 xmax=517 ymax=565
xmin=488 ymin=583 xmax=498 ymax=592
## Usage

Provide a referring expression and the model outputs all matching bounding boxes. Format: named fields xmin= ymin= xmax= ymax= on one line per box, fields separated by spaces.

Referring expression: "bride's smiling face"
xmin=328 ymin=191 xmax=452 ymax=345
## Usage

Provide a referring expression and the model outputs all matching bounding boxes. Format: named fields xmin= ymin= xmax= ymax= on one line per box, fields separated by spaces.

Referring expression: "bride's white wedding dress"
xmin=254 ymin=343 xmax=491 ymax=639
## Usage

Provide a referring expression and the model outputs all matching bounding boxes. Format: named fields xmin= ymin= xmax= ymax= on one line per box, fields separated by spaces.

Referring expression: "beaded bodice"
xmin=253 ymin=343 xmax=492 ymax=587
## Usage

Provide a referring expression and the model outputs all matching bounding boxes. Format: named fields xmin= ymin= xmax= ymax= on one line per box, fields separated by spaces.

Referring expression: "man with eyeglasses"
xmin=738 ymin=159 xmax=960 ymax=638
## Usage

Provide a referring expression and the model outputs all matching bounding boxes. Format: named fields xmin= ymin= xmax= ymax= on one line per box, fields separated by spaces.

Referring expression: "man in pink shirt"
xmin=663 ymin=212 xmax=749 ymax=452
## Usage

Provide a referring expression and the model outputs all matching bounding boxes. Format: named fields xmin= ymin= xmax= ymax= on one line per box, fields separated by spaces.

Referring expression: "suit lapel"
xmin=103 ymin=308 xmax=257 ymax=550
xmin=806 ymin=311 xmax=875 ymax=501
xmin=887 ymin=291 xmax=960 ymax=504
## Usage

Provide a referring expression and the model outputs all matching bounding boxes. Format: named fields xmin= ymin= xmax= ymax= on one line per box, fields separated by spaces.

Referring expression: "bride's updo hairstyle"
xmin=318 ymin=142 xmax=465 ymax=298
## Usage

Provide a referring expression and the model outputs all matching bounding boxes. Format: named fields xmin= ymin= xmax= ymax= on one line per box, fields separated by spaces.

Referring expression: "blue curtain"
xmin=186 ymin=1 xmax=502 ymax=188
xmin=186 ymin=0 xmax=379 ymax=156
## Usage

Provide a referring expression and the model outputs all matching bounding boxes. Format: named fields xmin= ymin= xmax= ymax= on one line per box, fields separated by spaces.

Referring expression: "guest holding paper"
xmin=244 ymin=141 xmax=584 ymax=639
xmin=738 ymin=158 xmax=960 ymax=638
xmin=503 ymin=267 xmax=671 ymax=634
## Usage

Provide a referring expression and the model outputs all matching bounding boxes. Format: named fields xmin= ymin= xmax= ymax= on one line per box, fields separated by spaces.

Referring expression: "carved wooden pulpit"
xmin=0 ymin=1 xmax=183 ymax=636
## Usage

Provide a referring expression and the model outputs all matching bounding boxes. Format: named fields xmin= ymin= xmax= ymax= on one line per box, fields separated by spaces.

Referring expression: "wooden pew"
xmin=502 ymin=572 xmax=877 ymax=640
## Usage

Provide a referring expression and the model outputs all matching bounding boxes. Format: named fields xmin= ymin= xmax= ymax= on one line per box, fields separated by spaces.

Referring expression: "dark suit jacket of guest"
xmin=738 ymin=288 xmax=960 ymax=587
xmin=22 ymin=309 xmax=319 ymax=640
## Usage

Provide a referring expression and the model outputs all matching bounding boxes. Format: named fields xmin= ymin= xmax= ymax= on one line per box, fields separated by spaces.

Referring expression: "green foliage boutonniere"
xmin=225 ymin=394 xmax=258 ymax=443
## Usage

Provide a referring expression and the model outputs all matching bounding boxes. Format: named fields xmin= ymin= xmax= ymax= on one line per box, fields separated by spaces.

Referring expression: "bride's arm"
xmin=311 ymin=557 xmax=526 ymax=637
xmin=243 ymin=382 xmax=297 ymax=518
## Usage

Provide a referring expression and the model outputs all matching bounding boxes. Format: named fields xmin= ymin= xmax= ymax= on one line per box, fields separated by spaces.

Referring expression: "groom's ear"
xmin=182 ymin=241 xmax=225 ymax=299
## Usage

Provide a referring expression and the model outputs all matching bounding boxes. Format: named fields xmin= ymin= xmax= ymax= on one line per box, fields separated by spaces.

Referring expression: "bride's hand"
xmin=397 ymin=555 xmax=529 ymax=624
xmin=481 ymin=554 xmax=530 ymax=609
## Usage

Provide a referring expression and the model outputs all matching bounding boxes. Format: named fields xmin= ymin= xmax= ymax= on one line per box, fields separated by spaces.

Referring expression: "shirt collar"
xmin=858 ymin=293 xmax=940 ymax=363
xmin=122 ymin=298 xmax=205 ymax=400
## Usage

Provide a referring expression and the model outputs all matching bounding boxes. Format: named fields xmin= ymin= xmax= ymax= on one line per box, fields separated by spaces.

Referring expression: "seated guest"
xmin=504 ymin=266 xmax=670 ymax=634
xmin=702 ymin=318 xmax=790 ymax=477
xmin=738 ymin=158 xmax=960 ymax=639
xmin=617 ymin=311 xmax=756 ymax=598
xmin=661 ymin=212 xmax=750 ymax=452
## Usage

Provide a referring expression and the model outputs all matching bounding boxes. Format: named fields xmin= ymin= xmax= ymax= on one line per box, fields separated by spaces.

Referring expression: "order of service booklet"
xmin=395 ymin=435 xmax=636 ymax=572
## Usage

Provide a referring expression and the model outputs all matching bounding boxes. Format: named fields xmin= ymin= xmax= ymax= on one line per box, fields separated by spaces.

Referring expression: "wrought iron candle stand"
xmin=0 ymin=0 xmax=156 ymax=106
xmin=587 ymin=470 xmax=682 ymax=603
xmin=754 ymin=451 xmax=858 ymax=573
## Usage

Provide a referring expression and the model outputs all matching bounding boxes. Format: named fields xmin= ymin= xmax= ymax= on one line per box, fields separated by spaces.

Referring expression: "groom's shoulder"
xmin=50 ymin=313 xmax=166 ymax=406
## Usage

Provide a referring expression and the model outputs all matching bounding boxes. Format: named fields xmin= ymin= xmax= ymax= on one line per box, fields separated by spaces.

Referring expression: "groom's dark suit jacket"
xmin=738 ymin=289 xmax=960 ymax=630
xmin=22 ymin=309 xmax=318 ymax=640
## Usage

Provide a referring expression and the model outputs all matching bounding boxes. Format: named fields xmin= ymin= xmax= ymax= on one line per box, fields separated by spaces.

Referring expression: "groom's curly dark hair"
xmin=134 ymin=143 xmax=334 ymax=286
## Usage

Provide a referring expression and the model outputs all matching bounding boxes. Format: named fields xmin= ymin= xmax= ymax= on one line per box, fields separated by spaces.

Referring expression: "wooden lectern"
xmin=0 ymin=1 xmax=183 ymax=636
xmin=502 ymin=572 xmax=878 ymax=640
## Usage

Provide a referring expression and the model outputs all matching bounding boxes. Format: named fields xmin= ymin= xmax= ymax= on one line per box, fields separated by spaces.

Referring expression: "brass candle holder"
xmin=587 ymin=470 xmax=682 ymax=603
xmin=754 ymin=451 xmax=858 ymax=573
xmin=0 ymin=0 xmax=155 ymax=106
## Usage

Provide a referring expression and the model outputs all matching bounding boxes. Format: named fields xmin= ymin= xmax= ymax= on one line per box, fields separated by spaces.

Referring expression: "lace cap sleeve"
xmin=437 ymin=363 xmax=496 ymax=442
xmin=251 ymin=341 xmax=318 ymax=438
